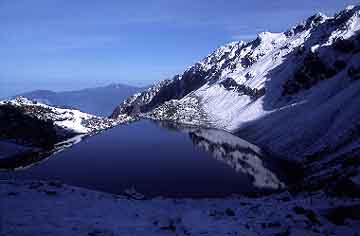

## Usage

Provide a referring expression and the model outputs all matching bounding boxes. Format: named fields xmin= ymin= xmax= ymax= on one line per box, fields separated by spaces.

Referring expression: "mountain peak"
xmin=256 ymin=31 xmax=284 ymax=42
xmin=285 ymin=11 xmax=328 ymax=37
xmin=334 ymin=4 xmax=360 ymax=22
xmin=112 ymin=5 xmax=360 ymax=163
xmin=345 ymin=5 xmax=356 ymax=11
xmin=307 ymin=12 xmax=328 ymax=22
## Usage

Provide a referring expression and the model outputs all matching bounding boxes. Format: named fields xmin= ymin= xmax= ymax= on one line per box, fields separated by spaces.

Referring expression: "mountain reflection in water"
xmin=1 ymin=120 xmax=293 ymax=196
xmin=158 ymin=121 xmax=285 ymax=190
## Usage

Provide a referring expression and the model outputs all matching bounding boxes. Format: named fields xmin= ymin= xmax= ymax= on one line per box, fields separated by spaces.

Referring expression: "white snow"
xmin=119 ymin=6 xmax=360 ymax=162
xmin=1 ymin=180 xmax=359 ymax=236
xmin=1 ymin=97 xmax=127 ymax=134
xmin=54 ymin=110 xmax=93 ymax=133
xmin=1 ymin=7 xmax=360 ymax=236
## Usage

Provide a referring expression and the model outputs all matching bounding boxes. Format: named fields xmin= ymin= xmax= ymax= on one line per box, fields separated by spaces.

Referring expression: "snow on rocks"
xmin=111 ymin=5 xmax=360 ymax=164
xmin=2 ymin=97 xmax=126 ymax=134
xmin=0 ymin=97 xmax=134 ymax=169
xmin=143 ymin=95 xmax=210 ymax=127
xmin=1 ymin=180 xmax=359 ymax=236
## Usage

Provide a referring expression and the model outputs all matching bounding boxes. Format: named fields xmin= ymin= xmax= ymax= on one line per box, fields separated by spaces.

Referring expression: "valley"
xmin=0 ymin=4 xmax=360 ymax=236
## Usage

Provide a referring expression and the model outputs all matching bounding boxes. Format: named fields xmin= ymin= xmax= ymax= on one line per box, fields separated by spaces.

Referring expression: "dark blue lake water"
xmin=1 ymin=120 xmax=294 ymax=197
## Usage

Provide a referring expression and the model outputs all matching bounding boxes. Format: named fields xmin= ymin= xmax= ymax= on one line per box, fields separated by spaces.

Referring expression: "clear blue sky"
xmin=0 ymin=0 xmax=358 ymax=97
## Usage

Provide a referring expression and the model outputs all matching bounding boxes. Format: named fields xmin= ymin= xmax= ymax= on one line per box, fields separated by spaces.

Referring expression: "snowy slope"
xmin=112 ymin=6 xmax=360 ymax=164
xmin=1 ymin=7 xmax=360 ymax=235
xmin=2 ymin=180 xmax=360 ymax=236
xmin=1 ymin=97 xmax=127 ymax=134
xmin=0 ymin=97 xmax=132 ymax=169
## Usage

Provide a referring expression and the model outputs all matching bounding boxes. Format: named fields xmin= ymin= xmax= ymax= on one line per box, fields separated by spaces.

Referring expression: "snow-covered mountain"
xmin=111 ymin=6 xmax=360 ymax=168
xmin=0 ymin=97 xmax=131 ymax=168
xmin=1 ymin=97 xmax=124 ymax=134
xmin=16 ymin=83 xmax=140 ymax=116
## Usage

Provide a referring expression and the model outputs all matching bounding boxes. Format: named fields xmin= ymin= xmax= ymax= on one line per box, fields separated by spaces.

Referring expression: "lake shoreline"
xmin=1 ymin=120 xmax=297 ymax=198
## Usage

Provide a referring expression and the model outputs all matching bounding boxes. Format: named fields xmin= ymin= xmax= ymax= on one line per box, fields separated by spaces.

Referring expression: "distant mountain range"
xmin=16 ymin=83 xmax=140 ymax=117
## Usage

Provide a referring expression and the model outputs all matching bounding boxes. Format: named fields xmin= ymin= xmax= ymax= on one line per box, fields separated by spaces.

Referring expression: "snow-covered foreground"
xmin=1 ymin=180 xmax=359 ymax=236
